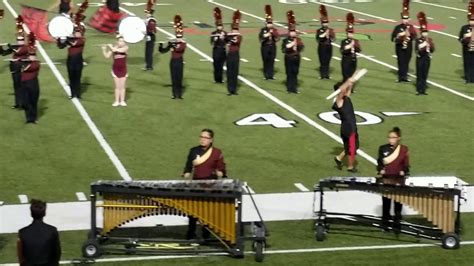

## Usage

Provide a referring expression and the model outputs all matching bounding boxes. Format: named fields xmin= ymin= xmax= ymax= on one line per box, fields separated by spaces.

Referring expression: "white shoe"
xmin=112 ymin=101 xmax=120 ymax=107
xmin=119 ymin=101 xmax=127 ymax=107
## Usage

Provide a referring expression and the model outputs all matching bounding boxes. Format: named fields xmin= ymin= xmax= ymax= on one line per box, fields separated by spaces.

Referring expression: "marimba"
xmin=314 ymin=177 xmax=463 ymax=249
xmin=82 ymin=179 xmax=266 ymax=261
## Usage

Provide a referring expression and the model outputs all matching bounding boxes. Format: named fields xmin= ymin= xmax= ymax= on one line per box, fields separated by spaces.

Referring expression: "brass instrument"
xmin=315 ymin=177 xmax=463 ymax=249
xmin=469 ymin=27 xmax=474 ymax=52
xmin=402 ymin=25 xmax=411 ymax=49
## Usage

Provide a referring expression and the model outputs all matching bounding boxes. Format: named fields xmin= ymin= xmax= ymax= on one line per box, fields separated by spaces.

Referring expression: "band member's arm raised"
xmin=101 ymin=45 xmax=112 ymax=58
xmin=335 ymin=78 xmax=354 ymax=107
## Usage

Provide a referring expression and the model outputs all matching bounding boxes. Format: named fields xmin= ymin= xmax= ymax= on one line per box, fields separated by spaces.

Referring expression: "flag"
xmin=21 ymin=5 xmax=53 ymax=42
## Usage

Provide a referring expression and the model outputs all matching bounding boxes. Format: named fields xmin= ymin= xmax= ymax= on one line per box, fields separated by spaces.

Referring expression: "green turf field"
xmin=0 ymin=0 xmax=473 ymax=264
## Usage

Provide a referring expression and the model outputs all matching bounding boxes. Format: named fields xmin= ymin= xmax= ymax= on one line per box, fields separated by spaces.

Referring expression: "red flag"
xmin=21 ymin=5 xmax=53 ymax=42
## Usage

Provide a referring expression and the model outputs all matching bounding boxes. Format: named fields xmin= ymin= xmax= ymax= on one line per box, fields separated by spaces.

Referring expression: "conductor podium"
xmin=314 ymin=177 xmax=463 ymax=249
xmin=82 ymin=179 xmax=266 ymax=262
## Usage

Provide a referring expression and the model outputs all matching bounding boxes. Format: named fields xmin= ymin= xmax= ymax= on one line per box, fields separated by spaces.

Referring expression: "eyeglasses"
xmin=199 ymin=135 xmax=212 ymax=139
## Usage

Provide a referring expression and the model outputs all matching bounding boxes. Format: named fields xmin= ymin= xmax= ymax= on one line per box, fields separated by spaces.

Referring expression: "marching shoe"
xmin=119 ymin=101 xmax=127 ymax=107
xmin=112 ymin=101 xmax=120 ymax=107
xmin=334 ymin=157 xmax=343 ymax=170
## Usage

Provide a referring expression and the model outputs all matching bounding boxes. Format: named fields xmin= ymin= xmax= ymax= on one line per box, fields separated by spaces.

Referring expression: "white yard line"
xmin=3 ymin=0 xmax=133 ymax=181
xmin=449 ymin=16 xmax=457 ymax=20
xmin=294 ymin=183 xmax=310 ymax=192
xmin=18 ymin=195 xmax=28 ymax=204
xmin=120 ymin=6 xmax=379 ymax=166
xmin=332 ymin=56 xmax=341 ymax=61
xmin=240 ymin=58 xmax=249 ymax=62
xmin=75 ymin=192 xmax=87 ymax=201
xmin=414 ymin=1 xmax=466 ymax=12
xmin=1 ymin=241 xmax=472 ymax=265
xmin=309 ymin=1 xmax=458 ymax=39
xmin=302 ymin=57 xmax=312 ymax=61
xmin=451 ymin=53 xmax=462 ymax=58
xmin=274 ymin=58 xmax=280 ymax=62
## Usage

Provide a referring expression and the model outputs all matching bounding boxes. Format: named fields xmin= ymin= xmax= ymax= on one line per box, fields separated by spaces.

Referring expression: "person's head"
xmin=469 ymin=19 xmax=474 ymax=27
xmin=347 ymin=32 xmax=353 ymax=39
xmin=266 ymin=22 xmax=273 ymax=29
xmin=402 ymin=18 xmax=409 ymax=24
xmin=217 ymin=25 xmax=223 ymax=31
xmin=30 ymin=199 xmax=46 ymax=220
xmin=421 ymin=31 xmax=428 ymax=38
xmin=289 ymin=30 xmax=296 ymax=38
xmin=322 ymin=22 xmax=328 ymax=28
xmin=116 ymin=35 xmax=125 ymax=47
xmin=199 ymin=128 xmax=214 ymax=148
xmin=388 ymin=127 xmax=402 ymax=146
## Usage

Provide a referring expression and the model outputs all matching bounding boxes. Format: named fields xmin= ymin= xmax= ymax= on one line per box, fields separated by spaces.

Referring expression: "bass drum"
xmin=118 ymin=16 xmax=146 ymax=44
xmin=48 ymin=15 xmax=74 ymax=38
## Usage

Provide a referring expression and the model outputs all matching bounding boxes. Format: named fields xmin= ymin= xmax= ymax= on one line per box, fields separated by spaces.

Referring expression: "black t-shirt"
xmin=332 ymin=96 xmax=357 ymax=136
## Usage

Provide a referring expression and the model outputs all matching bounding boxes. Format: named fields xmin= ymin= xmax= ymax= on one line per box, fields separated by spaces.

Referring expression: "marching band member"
xmin=144 ymin=0 xmax=157 ymax=71
xmin=57 ymin=5 xmax=88 ymax=99
xmin=391 ymin=0 xmax=417 ymax=83
xmin=225 ymin=10 xmax=242 ymax=96
xmin=21 ymin=33 xmax=41 ymax=124
xmin=316 ymin=5 xmax=335 ymax=80
xmin=159 ymin=15 xmax=186 ymax=99
xmin=210 ymin=7 xmax=227 ymax=84
xmin=333 ymin=71 xmax=362 ymax=173
xmin=377 ymin=127 xmax=410 ymax=230
xmin=48 ymin=0 xmax=74 ymax=15
xmin=340 ymin=13 xmax=360 ymax=84
xmin=259 ymin=5 xmax=279 ymax=80
xmin=282 ymin=10 xmax=304 ymax=94
xmin=102 ymin=34 xmax=129 ymax=107
xmin=458 ymin=2 xmax=474 ymax=83
xmin=1 ymin=16 xmax=29 ymax=109
xmin=415 ymin=12 xmax=435 ymax=96
xmin=183 ymin=128 xmax=226 ymax=240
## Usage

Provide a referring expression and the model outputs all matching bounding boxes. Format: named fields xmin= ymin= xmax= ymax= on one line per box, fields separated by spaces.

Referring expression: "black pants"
xmin=382 ymin=196 xmax=403 ymax=222
xmin=416 ymin=56 xmax=431 ymax=94
xmin=145 ymin=34 xmax=155 ymax=69
xmin=170 ymin=57 xmax=184 ymax=98
xmin=463 ymin=50 xmax=474 ymax=83
xmin=261 ymin=44 xmax=276 ymax=79
xmin=318 ymin=44 xmax=332 ymax=78
xmin=285 ymin=54 xmax=300 ymax=93
xmin=341 ymin=56 xmax=357 ymax=82
xmin=395 ymin=44 xmax=412 ymax=81
xmin=212 ymin=47 xmax=226 ymax=83
xmin=9 ymin=62 xmax=23 ymax=106
xmin=187 ymin=217 xmax=210 ymax=240
xmin=22 ymin=78 xmax=40 ymax=123
xmin=67 ymin=54 xmax=83 ymax=98
xmin=226 ymin=51 xmax=239 ymax=94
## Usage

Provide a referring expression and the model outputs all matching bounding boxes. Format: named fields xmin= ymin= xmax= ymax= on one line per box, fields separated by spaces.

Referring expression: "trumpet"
xmin=469 ymin=28 xmax=474 ymax=52
xmin=402 ymin=25 xmax=411 ymax=50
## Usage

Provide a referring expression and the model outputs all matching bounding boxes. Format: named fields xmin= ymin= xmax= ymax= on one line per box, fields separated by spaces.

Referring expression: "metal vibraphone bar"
xmin=82 ymin=179 xmax=266 ymax=262
xmin=314 ymin=177 xmax=463 ymax=249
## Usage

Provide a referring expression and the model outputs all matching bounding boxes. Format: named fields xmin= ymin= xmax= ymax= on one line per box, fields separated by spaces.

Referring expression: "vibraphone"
xmin=82 ymin=179 xmax=266 ymax=261
xmin=314 ymin=177 xmax=463 ymax=249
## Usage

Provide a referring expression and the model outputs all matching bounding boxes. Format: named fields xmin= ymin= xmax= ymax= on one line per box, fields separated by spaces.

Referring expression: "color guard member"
xmin=183 ymin=128 xmax=226 ymax=240
xmin=225 ymin=10 xmax=242 ymax=96
xmin=159 ymin=15 xmax=186 ymax=99
xmin=391 ymin=0 xmax=417 ymax=82
xmin=458 ymin=2 xmax=474 ymax=83
xmin=316 ymin=5 xmax=335 ymax=80
xmin=282 ymin=10 xmax=304 ymax=94
xmin=102 ymin=34 xmax=129 ymax=106
xmin=210 ymin=7 xmax=227 ymax=83
xmin=415 ymin=12 xmax=435 ymax=95
xmin=377 ymin=127 xmax=410 ymax=230
xmin=259 ymin=5 xmax=279 ymax=80
xmin=340 ymin=13 xmax=361 ymax=84
xmin=144 ymin=0 xmax=157 ymax=71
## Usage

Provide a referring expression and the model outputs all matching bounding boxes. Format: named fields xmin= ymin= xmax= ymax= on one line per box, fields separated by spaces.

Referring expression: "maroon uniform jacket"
xmin=21 ymin=61 xmax=41 ymax=81
xmin=184 ymin=146 xmax=226 ymax=179
xmin=377 ymin=144 xmax=410 ymax=184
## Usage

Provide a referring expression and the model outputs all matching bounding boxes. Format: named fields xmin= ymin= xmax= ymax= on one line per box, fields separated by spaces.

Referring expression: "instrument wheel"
xmin=254 ymin=241 xmax=265 ymax=262
xmin=441 ymin=233 xmax=460 ymax=249
xmin=315 ymin=224 xmax=326 ymax=242
xmin=82 ymin=239 xmax=102 ymax=258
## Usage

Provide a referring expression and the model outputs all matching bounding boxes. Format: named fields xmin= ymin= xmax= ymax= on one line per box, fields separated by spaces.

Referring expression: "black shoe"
xmin=179 ymin=96 xmax=184 ymax=99
xmin=227 ymin=93 xmax=232 ymax=96
xmin=416 ymin=92 xmax=420 ymax=95
xmin=347 ymin=168 xmax=358 ymax=173
xmin=422 ymin=92 xmax=428 ymax=95
xmin=334 ymin=157 xmax=343 ymax=170
xmin=233 ymin=92 xmax=239 ymax=95
xmin=171 ymin=96 xmax=176 ymax=99
xmin=26 ymin=120 xmax=37 ymax=124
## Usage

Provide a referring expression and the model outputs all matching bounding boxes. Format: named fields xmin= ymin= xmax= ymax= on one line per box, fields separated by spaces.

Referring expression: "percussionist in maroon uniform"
xmin=21 ymin=33 xmax=41 ymax=124
xmin=102 ymin=34 xmax=129 ymax=107
xmin=377 ymin=126 xmax=410 ymax=230
xmin=183 ymin=128 xmax=226 ymax=239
